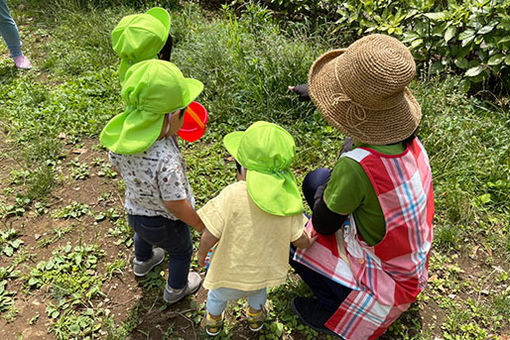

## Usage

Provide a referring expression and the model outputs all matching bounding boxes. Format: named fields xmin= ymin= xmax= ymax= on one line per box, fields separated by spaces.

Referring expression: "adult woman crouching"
xmin=289 ymin=34 xmax=435 ymax=340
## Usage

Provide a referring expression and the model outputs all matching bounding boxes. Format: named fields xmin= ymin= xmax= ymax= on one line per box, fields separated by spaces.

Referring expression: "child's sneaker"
xmin=132 ymin=247 xmax=165 ymax=276
xmin=205 ymin=312 xmax=224 ymax=336
xmin=246 ymin=307 xmax=266 ymax=332
xmin=163 ymin=271 xmax=202 ymax=304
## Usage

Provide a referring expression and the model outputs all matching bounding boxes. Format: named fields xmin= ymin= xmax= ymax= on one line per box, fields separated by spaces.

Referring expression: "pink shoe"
xmin=13 ymin=55 xmax=32 ymax=69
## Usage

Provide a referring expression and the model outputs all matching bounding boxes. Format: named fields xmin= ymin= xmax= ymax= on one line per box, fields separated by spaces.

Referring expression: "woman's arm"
xmin=311 ymin=185 xmax=347 ymax=235
xmin=312 ymin=197 xmax=348 ymax=235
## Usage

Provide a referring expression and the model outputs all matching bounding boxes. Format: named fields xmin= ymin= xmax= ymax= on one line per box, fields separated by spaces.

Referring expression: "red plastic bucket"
xmin=178 ymin=101 xmax=208 ymax=142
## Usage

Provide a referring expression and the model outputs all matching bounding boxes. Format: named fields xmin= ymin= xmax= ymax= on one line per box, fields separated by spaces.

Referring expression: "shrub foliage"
xmin=231 ymin=0 xmax=510 ymax=95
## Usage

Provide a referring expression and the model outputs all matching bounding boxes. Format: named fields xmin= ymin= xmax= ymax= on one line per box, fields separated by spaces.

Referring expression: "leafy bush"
xmin=230 ymin=0 xmax=510 ymax=95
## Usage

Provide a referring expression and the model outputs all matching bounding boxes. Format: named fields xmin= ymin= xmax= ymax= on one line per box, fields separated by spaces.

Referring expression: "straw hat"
xmin=308 ymin=34 xmax=421 ymax=145
xmin=223 ymin=121 xmax=303 ymax=217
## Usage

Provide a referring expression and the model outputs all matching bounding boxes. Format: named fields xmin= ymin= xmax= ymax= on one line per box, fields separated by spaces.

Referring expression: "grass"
xmin=0 ymin=0 xmax=508 ymax=339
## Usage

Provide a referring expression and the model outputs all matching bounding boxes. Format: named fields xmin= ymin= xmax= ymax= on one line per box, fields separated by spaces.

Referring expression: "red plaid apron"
xmin=294 ymin=138 xmax=434 ymax=339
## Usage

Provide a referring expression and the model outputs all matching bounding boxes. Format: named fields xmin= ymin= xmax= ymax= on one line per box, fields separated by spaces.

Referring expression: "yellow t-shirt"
xmin=197 ymin=181 xmax=306 ymax=291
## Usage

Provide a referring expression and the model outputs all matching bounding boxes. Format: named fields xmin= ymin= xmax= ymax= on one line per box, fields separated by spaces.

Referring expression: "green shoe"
xmin=246 ymin=307 xmax=266 ymax=332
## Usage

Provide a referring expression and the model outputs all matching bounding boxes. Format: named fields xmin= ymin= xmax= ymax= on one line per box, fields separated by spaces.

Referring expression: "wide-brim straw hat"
xmin=308 ymin=34 xmax=421 ymax=145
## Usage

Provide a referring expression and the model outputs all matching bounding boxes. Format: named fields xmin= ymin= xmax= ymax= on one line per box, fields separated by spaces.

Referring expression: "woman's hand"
xmin=288 ymin=84 xmax=310 ymax=101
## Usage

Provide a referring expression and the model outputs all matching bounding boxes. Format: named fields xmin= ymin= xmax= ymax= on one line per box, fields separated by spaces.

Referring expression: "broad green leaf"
xmin=445 ymin=26 xmax=456 ymax=43
xmin=462 ymin=35 xmax=476 ymax=47
xmin=411 ymin=39 xmax=423 ymax=49
xmin=478 ymin=24 xmax=496 ymax=35
xmin=465 ymin=65 xmax=484 ymax=77
xmin=487 ymin=54 xmax=504 ymax=66
xmin=477 ymin=193 xmax=491 ymax=204
xmin=424 ymin=12 xmax=446 ymax=21
xmin=10 ymin=239 xmax=23 ymax=248
xmin=497 ymin=36 xmax=510 ymax=45
xmin=459 ymin=79 xmax=471 ymax=93
xmin=454 ymin=58 xmax=469 ymax=69
xmin=70 ymin=324 xmax=80 ymax=334
xmin=4 ymin=246 xmax=13 ymax=257
xmin=458 ymin=29 xmax=475 ymax=40
xmin=430 ymin=61 xmax=445 ymax=73
xmin=505 ymin=55 xmax=510 ymax=66
xmin=28 ymin=277 xmax=40 ymax=286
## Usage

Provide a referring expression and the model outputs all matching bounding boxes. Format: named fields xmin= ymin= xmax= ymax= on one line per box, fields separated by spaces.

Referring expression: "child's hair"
xmin=235 ymin=160 xmax=245 ymax=175
xmin=158 ymin=33 xmax=173 ymax=61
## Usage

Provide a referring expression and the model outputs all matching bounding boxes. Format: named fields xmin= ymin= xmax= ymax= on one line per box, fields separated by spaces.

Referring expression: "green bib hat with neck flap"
xmin=112 ymin=7 xmax=170 ymax=82
xmin=223 ymin=121 xmax=304 ymax=217
xmin=100 ymin=59 xmax=204 ymax=154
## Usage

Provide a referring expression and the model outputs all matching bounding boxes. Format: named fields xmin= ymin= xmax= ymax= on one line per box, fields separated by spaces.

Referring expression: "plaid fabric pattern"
xmin=294 ymin=138 xmax=434 ymax=339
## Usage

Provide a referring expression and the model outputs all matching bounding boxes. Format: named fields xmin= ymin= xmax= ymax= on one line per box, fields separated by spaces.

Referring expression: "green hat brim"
xmin=183 ymin=78 xmax=204 ymax=109
xmin=246 ymin=170 xmax=303 ymax=216
xmin=223 ymin=131 xmax=244 ymax=162
xmin=100 ymin=109 xmax=165 ymax=155
xmin=146 ymin=7 xmax=170 ymax=34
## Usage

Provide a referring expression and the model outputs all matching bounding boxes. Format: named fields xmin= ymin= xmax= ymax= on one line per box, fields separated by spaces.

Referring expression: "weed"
xmin=52 ymin=202 xmax=91 ymax=219
xmin=0 ymin=228 xmax=24 ymax=257
xmin=98 ymin=163 xmax=117 ymax=178
xmin=94 ymin=207 xmax=121 ymax=222
xmin=105 ymin=259 xmax=125 ymax=279
xmin=34 ymin=201 xmax=50 ymax=216
xmin=0 ymin=266 xmax=21 ymax=280
xmin=108 ymin=219 xmax=133 ymax=247
xmin=2 ymin=304 xmax=19 ymax=323
xmin=37 ymin=225 xmax=73 ymax=248
xmin=0 ymin=280 xmax=14 ymax=313
xmin=139 ymin=269 xmax=165 ymax=291
xmin=1 ymin=195 xmax=31 ymax=218
xmin=70 ymin=158 xmax=90 ymax=180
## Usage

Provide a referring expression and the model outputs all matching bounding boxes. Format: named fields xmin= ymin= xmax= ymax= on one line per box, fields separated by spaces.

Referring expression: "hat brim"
xmin=146 ymin=7 xmax=170 ymax=35
xmin=223 ymin=131 xmax=244 ymax=160
xmin=308 ymin=49 xmax=421 ymax=145
xmin=100 ymin=109 xmax=165 ymax=154
xmin=182 ymin=78 xmax=204 ymax=109
xmin=246 ymin=170 xmax=303 ymax=216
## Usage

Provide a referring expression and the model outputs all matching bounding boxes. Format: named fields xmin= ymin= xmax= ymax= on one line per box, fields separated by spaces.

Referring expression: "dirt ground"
xmin=0 ymin=136 xmax=508 ymax=340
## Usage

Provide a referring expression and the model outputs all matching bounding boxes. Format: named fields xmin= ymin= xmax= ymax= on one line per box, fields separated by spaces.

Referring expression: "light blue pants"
xmin=206 ymin=287 xmax=267 ymax=316
xmin=0 ymin=0 xmax=22 ymax=57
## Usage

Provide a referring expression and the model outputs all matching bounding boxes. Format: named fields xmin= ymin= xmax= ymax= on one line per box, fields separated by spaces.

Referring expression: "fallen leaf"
xmin=58 ymin=132 xmax=67 ymax=139
xmin=72 ymin=148 xmax=87 ymax=154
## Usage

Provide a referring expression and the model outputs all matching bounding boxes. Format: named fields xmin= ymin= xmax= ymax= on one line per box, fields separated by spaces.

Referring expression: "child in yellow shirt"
xmin=196 ymin=121 xmax=316 ymax=336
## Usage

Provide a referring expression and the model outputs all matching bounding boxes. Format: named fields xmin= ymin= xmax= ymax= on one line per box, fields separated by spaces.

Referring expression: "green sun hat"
xmin=223 ymin=121 xmax=304 ymax=216
xmin=111 ymin=7 xmax=171 ymax=82
xmin=100 ymin=59 xmax=204 ymax=154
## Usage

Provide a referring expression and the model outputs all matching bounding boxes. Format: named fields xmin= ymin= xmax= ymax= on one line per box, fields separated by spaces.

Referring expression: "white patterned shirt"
xmin=109 ymin=138 xmax=194 ymax=220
